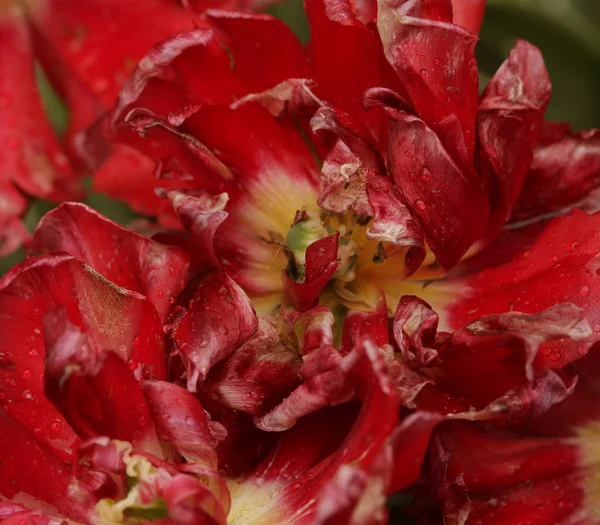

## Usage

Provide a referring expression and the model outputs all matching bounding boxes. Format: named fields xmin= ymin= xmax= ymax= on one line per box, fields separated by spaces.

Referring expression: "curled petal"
xmin=439 ymin=303 xmax=590 ymax=405
xmin=291 ymin=306 xmax=336 ymax=355
xmin=169 ymin=270 xmax=258 ymax=389
xmin=254 ymin=345 xmax=349 ymax=431
xmin=166 ymin=190 xmax=229 ymax=268
xmin=141 ymin=380 xmax=222 ymax=469
xmin=204 ymin=318 xmax=302 ymax=415
xmin=31 ymin=202 xmax=190 ymax=321
xmin=393 ymin=295 xmax=439 ymax=367
xmin=283 ymin=232 xmax=340 ymax=311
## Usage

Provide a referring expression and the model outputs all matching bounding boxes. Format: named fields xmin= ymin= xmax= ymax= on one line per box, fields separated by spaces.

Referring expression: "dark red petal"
xmin=386 ymin=110 xmax=488 ymax=268
xmin=141 ymin=380 xmax=221 ymax=469
xmin=43 ymin=307 xmax=161 ymax=452
xmin=478 ymin=40 xmax=552 ymax=241
xmin=283 ymin=232 xmax=340 ymax=311
xmin=31 ymin=203 xmax=190 ymax=321
xmin=0 ymin=8 xmax=80 ymax=216
xmin=451 ymin=0 xmax=485 ymax=34
xmin=393 ymin=295 xmax=439 ymax=367
xmin=0 ymin=254 xmax=164 ymax=462
xmin=512 ymin=128 xmax=600 ymax=223
xmin=450 ymin=210 xmax=600 ymax=368
xmin=169 ymin=270 xmax=258 ymax=389
xmin=377 ymin=0 xmax=479 ymax=160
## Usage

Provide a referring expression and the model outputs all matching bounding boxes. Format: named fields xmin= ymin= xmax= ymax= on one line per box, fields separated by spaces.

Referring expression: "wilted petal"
xmin=31 ymin=203 xmax=190 ymax=321
xmin=393 ymin=295 xmax=440 ymax=367
xmin=169 ymin=271 xmax=258 ymax=389
xmin=203 ymin=318 xmax=302 ymax=416
xmin=513 ymin=128 xmax=600 ymax=223
xmin=478 ymin=40 xmax=552 ymax=241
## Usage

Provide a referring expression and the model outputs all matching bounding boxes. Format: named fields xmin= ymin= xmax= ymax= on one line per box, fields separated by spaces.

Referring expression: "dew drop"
xmin=421 ymin=168 xmax=432 ymax=182
xmin=169 ymin=267 xmax=176 ymax=276
xmin=415 ymin=199 xmax=427 ymax=211
xmin=51 ymin=421 xmax=63 ymax=433
xmin=580 ymin=285 xmax=590 ymax=297
xmin=158 ymin=289 xmax=165 ymax=299
xmin=419 ymin=68 xmax=429 ymax=79
xmin=21 ymin=369 xmax=31 ymax=380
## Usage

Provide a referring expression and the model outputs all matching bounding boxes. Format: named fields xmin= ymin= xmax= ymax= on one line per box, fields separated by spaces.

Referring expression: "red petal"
xmin=29 ymin=0 xmax=196 ymax=111
xmin=169 ymin=270 xmax=258 ymax=389
xmin=43 ymin=307 xmax=161 ymax=452
xmin=478 ymin=40 xmax=552 ymax=241
xmin=341 ymin=294 xmax=389 ymax=352
xmin=377 ymin=0 xmax=479 ymax=160
xmin=305 ymin=0 xmax=394 ymax=140
xmin=385 ymin=109 xmax=488 ymax=268
xmin=513 ymin=128 xmax=600 ymax=223
xmin=0 ymin=406 xmax=82 ymax=521
xmin=283 ymin=232 xmax=340 ymax=311
xmin=205 ymin=10 xmax=311 ymax=94
xmin=451 ymin=0 xmax=485 ymax=34
xmin=450 ymin=210 xmax=600 ymax=368
xmin=31 ymin=203 xmax=190 ymax=321
xmin=0 ymin=8 xmax=80 ymax=216
xmin=141 ymin=380 xmax=221 ymax=469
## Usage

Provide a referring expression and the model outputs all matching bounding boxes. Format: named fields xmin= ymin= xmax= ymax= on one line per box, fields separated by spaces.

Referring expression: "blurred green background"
xmin=3 ymin=0 xmax=600 ymax=279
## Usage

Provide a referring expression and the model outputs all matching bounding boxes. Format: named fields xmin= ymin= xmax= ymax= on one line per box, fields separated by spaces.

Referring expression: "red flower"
xmin=88 ymin=0 xmax=600 ymax=362
xmin=0 ymin=202 xmax=440 ymax=524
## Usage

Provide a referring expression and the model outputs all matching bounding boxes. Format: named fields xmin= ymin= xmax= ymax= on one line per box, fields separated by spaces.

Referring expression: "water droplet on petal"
xmin=415 ymin=200 xmax=427 ymax=211
xmin=580 ymin=285 xmax=590 ymax=297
